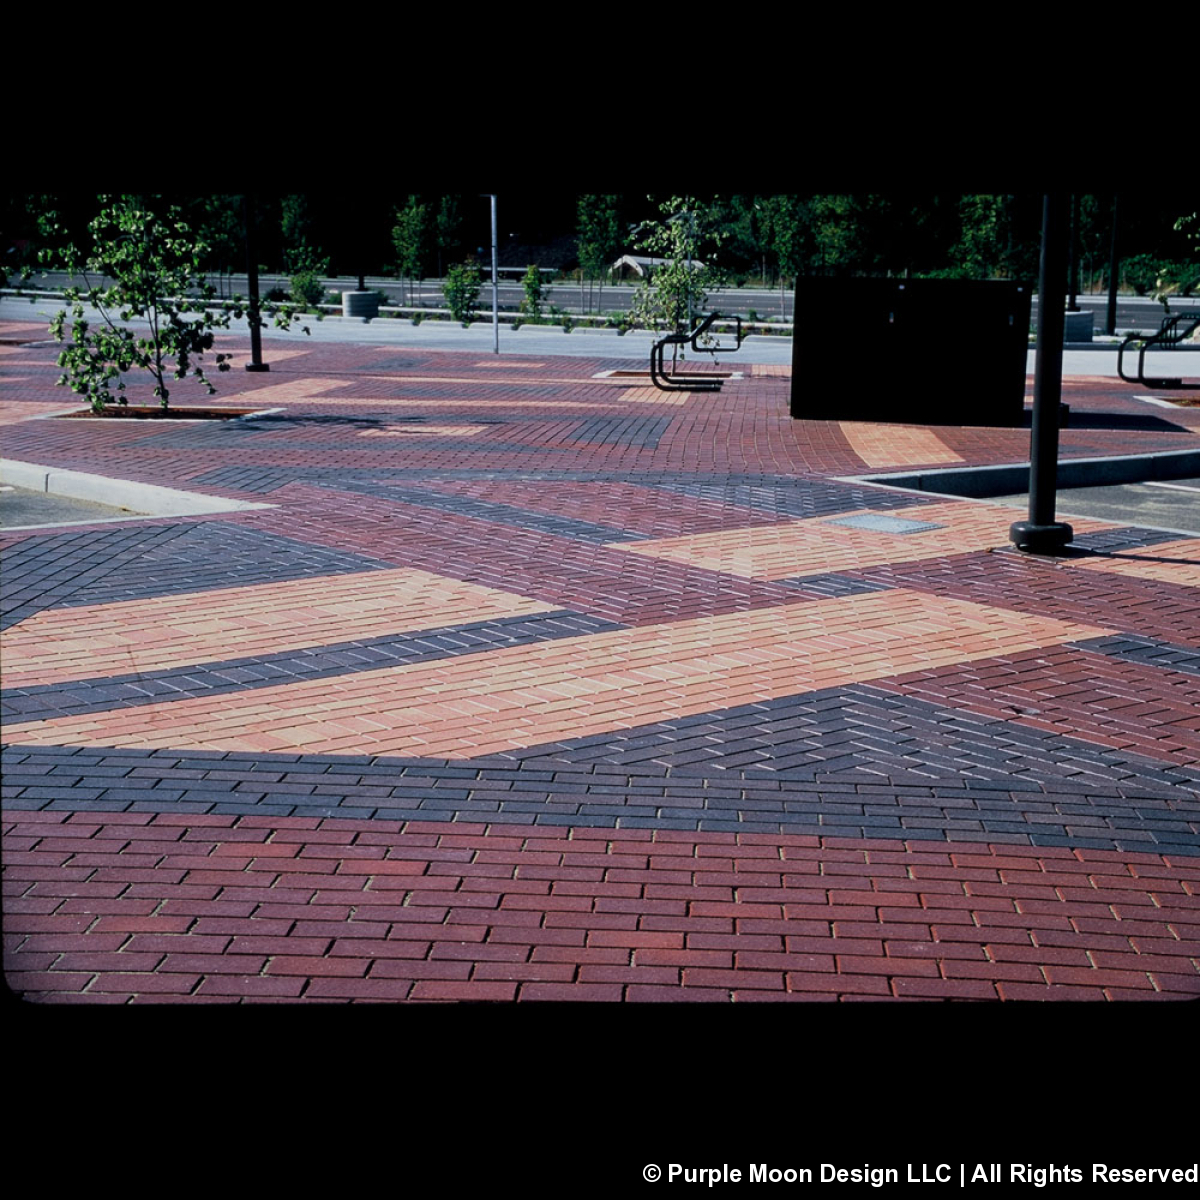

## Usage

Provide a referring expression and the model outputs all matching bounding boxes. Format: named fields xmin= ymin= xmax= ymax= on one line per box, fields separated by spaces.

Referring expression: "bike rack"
xmin=649 ymin=312 xmax=744 ymax=392
xmin=1117 ymin=312 xmax=1200 ymax=389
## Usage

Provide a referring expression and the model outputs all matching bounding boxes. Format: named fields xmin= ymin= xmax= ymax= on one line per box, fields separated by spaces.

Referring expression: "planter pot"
xmin=1063 ymin=311 xmax=1094 ymax=342
xmin=343 ymin=291 xmax=380 ymax=321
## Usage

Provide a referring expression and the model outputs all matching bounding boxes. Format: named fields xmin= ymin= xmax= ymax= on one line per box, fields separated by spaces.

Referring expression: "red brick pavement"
xmin=6 ymin=811 xmax=1197 ymax=1003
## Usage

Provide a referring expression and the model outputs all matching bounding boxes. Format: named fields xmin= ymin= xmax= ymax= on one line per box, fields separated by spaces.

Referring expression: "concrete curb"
xmin=845 ymin=448 xmax=1200 ymax=498
xmin=0 ymin=459 xmax=276 ymax=518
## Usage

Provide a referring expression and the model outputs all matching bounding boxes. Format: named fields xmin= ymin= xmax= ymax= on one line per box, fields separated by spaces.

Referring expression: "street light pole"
xmin=1009 ymin=194 xmax=1073 ymax=555
xmin=244 ymin=194 xmax=269 ymax=373
xmin=489 ymin=194 xmax=499 ymax=355
xmin=1067 ymin=193 xmax=1080 ymax=313
xmin=1106 ymin=195 xmax=1120 ymax=337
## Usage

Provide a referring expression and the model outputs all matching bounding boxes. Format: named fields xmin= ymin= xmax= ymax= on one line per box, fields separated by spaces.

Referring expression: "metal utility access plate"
xmin=824 ymin=514 xmax=946 ymax=534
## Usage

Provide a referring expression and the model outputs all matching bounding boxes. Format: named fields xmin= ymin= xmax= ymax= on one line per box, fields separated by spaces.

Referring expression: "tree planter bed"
xmin=55 ymin=406 xmax=262 ymax=421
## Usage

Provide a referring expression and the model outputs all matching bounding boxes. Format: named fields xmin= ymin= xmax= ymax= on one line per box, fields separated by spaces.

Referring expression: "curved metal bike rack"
xmin=649 ymin=312 xmax=744 ymax=392
xmin=1117 ymin=313 xmax=1200 ymax=389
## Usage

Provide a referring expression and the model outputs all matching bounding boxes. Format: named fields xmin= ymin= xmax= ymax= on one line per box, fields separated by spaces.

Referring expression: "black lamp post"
xmin=1009 ymin=194 xmax=1073 ymax=555
xmin=1067 ymin=193 xmax=1080 ymax=313
xmin=1106 ymin=195 xmax=1120 ymax=337
xmin=243 ymin=194 xmax=269 ymax=373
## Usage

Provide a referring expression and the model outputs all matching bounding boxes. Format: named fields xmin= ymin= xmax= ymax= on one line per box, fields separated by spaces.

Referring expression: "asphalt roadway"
xmin=4 ymin=295 xmax=1198 ymax=378
xmin=21 ymin=271 xmax=1200 ymax=332
xmin=991 ymin=478 xmax=1200 ymax=537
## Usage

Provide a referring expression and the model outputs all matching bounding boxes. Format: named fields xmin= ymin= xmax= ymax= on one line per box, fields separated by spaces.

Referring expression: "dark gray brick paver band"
xmin=4 ymin=686 xmax=1195 ymax=850
xmin=1 ymin=610 xmax=628 ymax=724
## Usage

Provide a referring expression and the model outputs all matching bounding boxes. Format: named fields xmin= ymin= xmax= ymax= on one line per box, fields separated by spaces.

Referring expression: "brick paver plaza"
xmin=3 ymin=319 xmax=1198 ymax=1002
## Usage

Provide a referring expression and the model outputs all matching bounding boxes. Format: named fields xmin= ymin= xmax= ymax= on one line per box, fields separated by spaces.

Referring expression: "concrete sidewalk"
xmin=3 ymin=317 xmax=1198 ymax=1002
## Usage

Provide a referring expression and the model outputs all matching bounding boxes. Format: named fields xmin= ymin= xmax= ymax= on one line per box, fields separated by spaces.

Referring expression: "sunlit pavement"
xmin=3 ymin=318 xmax=1198 ymax=1002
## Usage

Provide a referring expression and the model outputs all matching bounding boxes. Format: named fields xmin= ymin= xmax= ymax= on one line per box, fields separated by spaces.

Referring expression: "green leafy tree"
xmin=41 ymin=195 xmax=309 ymax=414
xmin=946 ymin=195 xmax=1010 ymax=280
xmin=1074 ymin=195 xmax=1107 ymax=293
xmin=281 ymin=195 xmax=320 ymax=272
xmin=520 ymin=264 xmax=544 ymax=323
xmin=809 ymin=195 xmax=866 ymax=274
xmin=628 ymin=196 xmax=724 ymax=368
xmin=443 ymin=261 xmax=480 ymax=325
xmin=945 ymin=195 xmax=1042 ymax=284
xmin=576 ymin=194 xmax=622 ymax=313
xmin=435 ymin=195 xmax=465 ymax=278
xmin=1151 ymin=212 xmax=1199 ymax=312
xmin=392 ymin=195 xmax=432 ymax=305
xmin=193 ymin=195 xmax=243 ymax=297
xmin=1 ymin=194 xmax=58 ymax=287
xmin=627 ymin=197 xmax=713 ymax=329
xmin=718 ymin=195 xmax=772 ymax=285
xmin=281 ymin=194 xmax=329 ymax=305
xmin=762 ymin=195 xmax=810 ymax=317
xmin=1121 ymin=226 xmax=1199 ymax=308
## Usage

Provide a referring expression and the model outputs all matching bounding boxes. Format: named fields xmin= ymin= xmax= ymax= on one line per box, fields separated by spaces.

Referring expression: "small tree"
xmin=721 ymin=194 xmax=771 ymax=286
xmin=520 ymin=264 xmax=544 ymax=323
xmin=392 ymin=195 xmax=432 ymax=305
xmin=41 ymin=195 xmax=309 ymax=413
xmin=435 ymin=195 xmax=464 ymax=278
xmin=281 ymin=194 xmax=329 ymax=309
xmin=576 ymin=194 xmax=622 ymax=314
xmin=193 ymin=195 xmax=243 ymax=298
xmin=628 ymin=196 xmax=722 ymax=368
xmin=443 ymin=261 xmax=480 ymax=326
xmin=1151 ymin=212 xmax=1199 ymax=314
xmin=763 ymin=195 xmax=809 ymax=318
xmin=808 ymin=194 xmax=866 ymax=275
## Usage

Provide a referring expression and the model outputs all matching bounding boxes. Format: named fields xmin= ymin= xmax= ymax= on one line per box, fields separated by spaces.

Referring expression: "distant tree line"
xmin=4 ymin=192 xmax=1196 ymax=301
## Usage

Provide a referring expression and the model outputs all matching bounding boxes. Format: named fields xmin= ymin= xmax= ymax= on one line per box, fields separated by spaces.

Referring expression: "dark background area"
xmin=4 ymin=191 xmax=1195 ymax=287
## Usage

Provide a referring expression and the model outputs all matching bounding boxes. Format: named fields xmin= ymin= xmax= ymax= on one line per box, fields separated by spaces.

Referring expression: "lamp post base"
xmin=1009 ymin=520 xmax=1074 ymax=554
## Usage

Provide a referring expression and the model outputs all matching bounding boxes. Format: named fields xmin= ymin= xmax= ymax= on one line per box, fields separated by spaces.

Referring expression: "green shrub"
xmin=1124 ymin=255 xmax=1200 ymax=307
xmin=444 ymin=262 xmax=480 ymax=326
xmin=1158 ymin=261 xmax=1200 ymax=299
xmin=520 ymin=264 xmax=544 ymax=323
xmin=1122 ymin=254 xmax=1159 ymax=297
xmin=290 ymin=270 xmax=325 ymax=309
